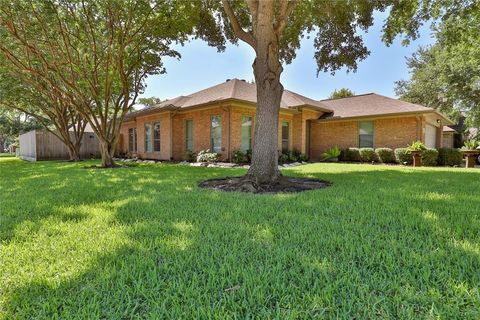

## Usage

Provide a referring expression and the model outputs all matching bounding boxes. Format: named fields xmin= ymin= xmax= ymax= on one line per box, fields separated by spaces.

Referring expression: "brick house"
xmin=119 ymin=79 xmax=453 ymax=161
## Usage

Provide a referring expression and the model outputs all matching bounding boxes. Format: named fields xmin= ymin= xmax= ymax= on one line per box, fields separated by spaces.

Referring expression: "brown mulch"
xmin=199 ymin=175 xmax=331 ymax=194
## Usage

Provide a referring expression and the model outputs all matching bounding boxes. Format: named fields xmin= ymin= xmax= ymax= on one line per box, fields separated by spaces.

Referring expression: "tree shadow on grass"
xmin=2 ymin=161 xmax=480 ymax=318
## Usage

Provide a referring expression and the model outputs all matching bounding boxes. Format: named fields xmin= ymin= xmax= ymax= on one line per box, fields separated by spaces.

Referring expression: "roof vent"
xmin=226 ymin=79 xmax=231 ymax=82
xmin=241 ymin=79 xmax=246 ymax=82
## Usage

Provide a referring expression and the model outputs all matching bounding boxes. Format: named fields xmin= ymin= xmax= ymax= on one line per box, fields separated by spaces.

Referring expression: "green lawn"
xmin=1 ymin=158 xmax=479 ymax=319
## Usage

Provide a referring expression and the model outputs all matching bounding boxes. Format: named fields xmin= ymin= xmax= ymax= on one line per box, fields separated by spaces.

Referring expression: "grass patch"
xmin=1 ymin=158 xmax=479 ymax=318
xmin=0 ymin=153 xmax=15 ymax=158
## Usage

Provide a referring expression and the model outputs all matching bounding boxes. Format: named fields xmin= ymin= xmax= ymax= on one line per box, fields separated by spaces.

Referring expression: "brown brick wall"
xmin=134 ymin=112 xmax=172 ymax=160
xmin=309 ymin=121 xmax=358 ymax=160
xmin=374 ymin=117 xmax=419 ymax=149
xmin=171 ymin=106 xmax=230 ymax=160
xmin=309 ymin=116 xmax=425 ymax=161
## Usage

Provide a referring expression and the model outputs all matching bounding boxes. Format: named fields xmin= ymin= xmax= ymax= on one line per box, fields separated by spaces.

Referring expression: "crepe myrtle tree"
xmin=0 ymin=62 xmax=88 ymax=161
xmin=0 ymin=0 xmax=193 ymax=167
xmin=194 ymin=0 xmax=456 ymax=186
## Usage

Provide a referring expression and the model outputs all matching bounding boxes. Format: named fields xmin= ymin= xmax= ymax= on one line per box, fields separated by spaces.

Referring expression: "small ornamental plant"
xmin=461 ymin=140 xmax=480 ymax=168
xmin=407 ymin=141 xmax=427 ymax=152
xmin=321 ymin=147 xmax=341 ymax=161
xmin=407 ymin=141 xmax=426 ymax=167
xmin=462 ymin=140 xmax=479 ymax=151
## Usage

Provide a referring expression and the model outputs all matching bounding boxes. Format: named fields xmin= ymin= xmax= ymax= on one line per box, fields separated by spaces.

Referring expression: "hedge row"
xmin=338 ymin=147 xmax=462 ymax=166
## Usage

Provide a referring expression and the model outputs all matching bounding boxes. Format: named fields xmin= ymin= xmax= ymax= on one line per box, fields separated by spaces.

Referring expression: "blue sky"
xmin=141 ymin=11 xmax=434 ymax=102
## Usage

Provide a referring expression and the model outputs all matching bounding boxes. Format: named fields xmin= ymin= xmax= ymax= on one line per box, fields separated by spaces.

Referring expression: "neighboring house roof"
xmin=125 ymin=79 xmax=332 ymax=120
xmin=443 ymin=126 xmax=456 ymax=133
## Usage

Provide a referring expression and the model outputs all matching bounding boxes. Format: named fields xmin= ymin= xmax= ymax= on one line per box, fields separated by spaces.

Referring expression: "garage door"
xmin=425 ymin=124 xmax=437 ymax=148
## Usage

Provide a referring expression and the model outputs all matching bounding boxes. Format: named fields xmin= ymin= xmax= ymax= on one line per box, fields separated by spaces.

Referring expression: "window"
xmin=153 ymin=122 xmax=160 ymax=151
xmin=185 ymin=120 xmax=193 ymax=151
xmin=128 ymin=128 xmax=137 ymax=152
xmin=241 ymin=115 xmax=252 ymax=151
xmin=144 ymin=124 xmax=152 ymax=152
xmin=282 ymin=121 xmax=289 ymax=152
xmin=211 ymin=116 xmax=222 ymax=153
xmin=359 ymin=121 xmax=374 ymax=148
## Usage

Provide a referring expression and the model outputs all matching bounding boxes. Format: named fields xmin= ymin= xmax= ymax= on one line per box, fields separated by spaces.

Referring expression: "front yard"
xmin=1 ymin=158 xmax=479 ymax=319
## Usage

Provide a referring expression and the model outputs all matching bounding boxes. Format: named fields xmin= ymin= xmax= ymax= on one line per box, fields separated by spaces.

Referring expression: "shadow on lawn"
xmin=2 ymin=161 xmax=480 ymax=317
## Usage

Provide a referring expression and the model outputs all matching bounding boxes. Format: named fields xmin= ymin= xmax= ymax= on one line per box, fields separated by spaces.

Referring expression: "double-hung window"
xmin=144 ymin=124 xmax=152 ymax=152
xmin=128 ymin=128 xmax=137 ymax=152
xmin=281 ymin=121 xmax=289 ymax=152
xmin=359 ymin=121 xmax=374 ymax=148
xmin=241 ymin=116 xmax=252 ymax=151
xmin=153 ymin=122 xmax=161 ymax=152
xmin=211 ymin=116 xmax=222 ymax=153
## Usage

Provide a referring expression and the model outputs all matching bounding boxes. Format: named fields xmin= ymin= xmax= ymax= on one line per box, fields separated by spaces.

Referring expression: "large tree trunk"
xmin=246 ymin=2 xmax=284 ymax=185
xmin=98 ymin=140 xmax=116 ymax=167
xmin=65 ymin=140 xmax=81 ymax=161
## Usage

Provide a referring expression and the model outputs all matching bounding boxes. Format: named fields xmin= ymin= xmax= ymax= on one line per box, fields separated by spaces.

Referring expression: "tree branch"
xmin=222 ymin=0 xmax=255 ymax=48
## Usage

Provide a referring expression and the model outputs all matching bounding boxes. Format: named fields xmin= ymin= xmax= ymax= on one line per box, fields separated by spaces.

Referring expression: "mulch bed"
xmin=199 ymin=176 xmax=332 ymax=194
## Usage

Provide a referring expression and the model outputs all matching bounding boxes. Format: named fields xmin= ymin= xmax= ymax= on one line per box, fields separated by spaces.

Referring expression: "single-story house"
xmin=19 ymin=128 xmax=100 ymax=161
xmin=119 ymin=79 xmax=453 ymax=161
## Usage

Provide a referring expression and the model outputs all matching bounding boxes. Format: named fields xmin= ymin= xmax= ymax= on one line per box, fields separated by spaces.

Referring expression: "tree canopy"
xmin=395 ymin=0 xmax=480 ymax=129
xmin=329 ymin=88 xmax=355 ymax=99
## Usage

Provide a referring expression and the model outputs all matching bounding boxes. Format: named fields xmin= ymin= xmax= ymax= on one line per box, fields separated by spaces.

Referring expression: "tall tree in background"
xmin=0 ymin=109 xmax=41 ymax=152
xmin=0 ymin=0 xmax=193 ymax=167
xmin=395 ymin=1 xmax=480 ymax=129
xmin=329 ymin=88 xmax=355 ymax=99
xmin=138 ymin=97 xmax=163 ymax=108
xmin=196 ymin=0 xmax=450 ymax=187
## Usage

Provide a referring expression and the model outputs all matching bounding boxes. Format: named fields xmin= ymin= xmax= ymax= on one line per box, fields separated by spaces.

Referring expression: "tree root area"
xmin=199 ymin=176 xmax=332 ymax=194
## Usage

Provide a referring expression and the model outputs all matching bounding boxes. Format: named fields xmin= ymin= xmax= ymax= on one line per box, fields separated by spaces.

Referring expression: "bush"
xmin=338 ymin=149 xmax=348 ymax=161
xmin=278 ymin=152 xmax=289 ymax=164
xmin=375 ymin=148 xmax=395 ymax=163
xmin=421 ymin=148 xmax=439 ymax=166
xmin=359 ymin=148 xmax=377 ymax=162
xmin=346 ymin=148 xmax=361 ymax=162
xmin=232 ymin=150 xmax=245 ymax=164
xmin=437 ymin=148 xmax=463 ymax=166
xmin=196 ymin=149 xmax=220 ymax=163
xmin=395 ymin=148 xmax=412 ymax=165
xmin=184 ymin=150 xmax=196 ymax=162
xmin=407 ymin=141 xmax=427 ymax=152
xmin=245 ymin=149 xmax=252 ymax=163
xmin=298 ymin=153 xmax=309 ymax=162
xmin=321 ymin=147 xmax=341 ymax=161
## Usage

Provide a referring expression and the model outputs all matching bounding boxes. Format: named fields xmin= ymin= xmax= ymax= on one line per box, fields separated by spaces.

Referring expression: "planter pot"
xmin=410 ymin=150 xmax=423 ymax=167
xmin=463 ymin=150 xmax=480 ymax=168
xmin=328 ymin=157 xmax=339 ymax=163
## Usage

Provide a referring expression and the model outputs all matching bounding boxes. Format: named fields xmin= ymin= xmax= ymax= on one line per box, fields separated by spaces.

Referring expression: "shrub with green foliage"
xmin=184 ymin=150 xmax=196 ymax=162
xmin=278 ymin=152 xmax=290 ymax=164
xmin=462 ymin=139 xmax=479 ymax=150
xmin=395 ymin=148 xmax=412 ymax=165
xmin=437 ymin=148 xmax=463 ymax=166
xmin=421 ymin=148 xmax=439 ymax=166
xmin=232 ymin=150 xmax=245 ymax=164
xmin=196 ymin=150 xmax=220 ymax=163
xmin=346 ymin=148 xmax=362 ymax=162
xmin=407 ymin=141 xmax=427 ymax=152
xmin=321 ymin=147 xmax=341 ymax=161
xmin=375 ymin=148 xmax=395 ymax=163
xmin=245 ymin=149 xmax=252 ymax=163
xmin=359 ymin=148 xmax=377 ymax=162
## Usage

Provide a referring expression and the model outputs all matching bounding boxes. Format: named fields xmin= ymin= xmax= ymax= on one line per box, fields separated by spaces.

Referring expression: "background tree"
xmin=138 ymin=97 xmax=163 ymax=108
xmin=0 ymin=0 xmax=193 ymax=167
xmin=329 ymin=88 xmax=355 ymax=99
xmin=395 ymin=1 xmax=480 ymax=130
xmin=194 ymin=0 xmax=453 ymax=188
xmin=0 ymin=109 xmax=41 ymax=152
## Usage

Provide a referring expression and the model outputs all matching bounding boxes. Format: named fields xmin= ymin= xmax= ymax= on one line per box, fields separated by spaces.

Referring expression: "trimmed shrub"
xmin=437 ymin=148 xmax=463 ymax=166
xmin=184 ymin=150 xmax=196 ymax=162
xmin=421 ymin=148 xmax=439 ymax=166
xmin=232 ymin=150 xmax=245 ymax=164
xmin=395 ymin=148 xmax=412 ymax=165
xmin=375 ymin=148 xmax=395 ymax=163
xmin=346 ymin=148 xmax=362 ymax=162
xmin=359 ymin=148 xmax=377 ymax=162
xmin=197 ymin=149 xmax=220 ymax=162
xmin=278 ymin=152 xmax=289 ymax=164
xmin=338 ymin=149 xmax=348 ymax=161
